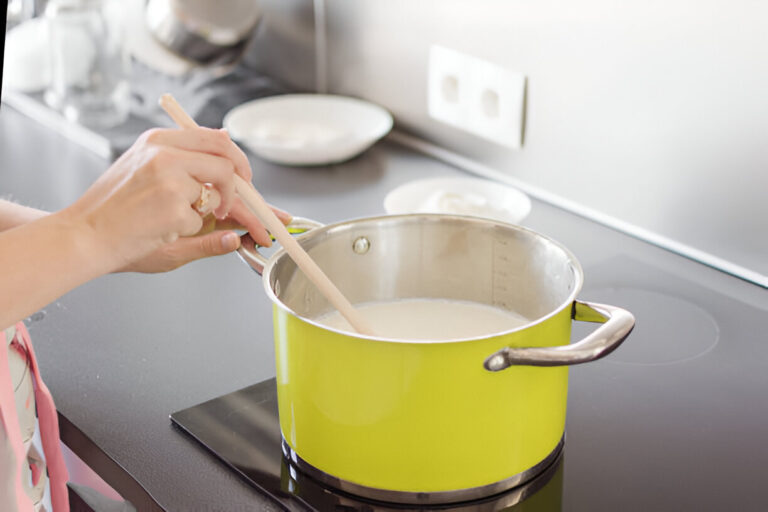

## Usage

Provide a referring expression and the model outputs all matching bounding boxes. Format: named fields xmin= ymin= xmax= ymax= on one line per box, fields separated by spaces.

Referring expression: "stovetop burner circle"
xmin=573 ymin=287 xmax=719 ymax=366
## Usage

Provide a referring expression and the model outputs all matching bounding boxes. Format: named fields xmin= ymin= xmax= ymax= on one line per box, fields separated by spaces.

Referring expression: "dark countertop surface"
xmin=2 ymin=105 xmax=768 ymax=511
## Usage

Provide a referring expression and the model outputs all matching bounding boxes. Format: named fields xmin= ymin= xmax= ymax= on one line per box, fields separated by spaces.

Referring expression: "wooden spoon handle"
xmin=159 ymin=94 xmax=374 ymax=335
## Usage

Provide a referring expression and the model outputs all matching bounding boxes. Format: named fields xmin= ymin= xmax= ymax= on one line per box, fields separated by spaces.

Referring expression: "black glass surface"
xmin=172 ymin=256 xmax=768 ymax=511
xmin=171 ymin=378 xmax=564 ymax=512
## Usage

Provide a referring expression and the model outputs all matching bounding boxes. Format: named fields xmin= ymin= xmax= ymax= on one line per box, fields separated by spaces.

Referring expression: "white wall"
xmin=322 ymin=0 xmax=768 ymax=282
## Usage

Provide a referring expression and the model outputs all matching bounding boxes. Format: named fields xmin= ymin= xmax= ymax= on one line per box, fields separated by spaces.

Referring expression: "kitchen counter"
xmin=2 ymin=106 xmax=767 ymax=511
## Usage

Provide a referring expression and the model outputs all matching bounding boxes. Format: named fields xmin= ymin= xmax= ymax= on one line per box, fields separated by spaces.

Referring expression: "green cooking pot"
xmin=238 ymin=214 xmax=634 ymax=505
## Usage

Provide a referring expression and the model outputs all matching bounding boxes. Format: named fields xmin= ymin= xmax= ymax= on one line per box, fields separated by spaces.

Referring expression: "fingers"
xmin=270 ymin=204 xmax=292 ymax=225
xmin=173 ymin=202 xmax=205 ymax=240
xmin=143 ymin=166 xmax=205 ymax=241
xmin=144 ymin=126 xmax=252 ymax=181
xmin=136 ymin=127 xmax=293 ymax=255
xmin=208 ymin=216 xmax=245 ymax=231
xmin=221 ymin=198 xmax=293 ymax=247
xmin=173 ymin=230 xmax=241 ymax=262
xmin=154 ymin=146 xmax=236 ymax=218
xmin=145 ymin=231 xmax=242 ymax=272
xmin=229 ymin=197 xmax=272 ymax=247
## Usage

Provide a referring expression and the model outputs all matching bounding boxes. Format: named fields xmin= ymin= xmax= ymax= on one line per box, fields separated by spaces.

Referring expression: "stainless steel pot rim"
xmin=261 ymin=213 xmax=585 ymax=344
xmin=281 ymin=435 xmax=565 ymax=505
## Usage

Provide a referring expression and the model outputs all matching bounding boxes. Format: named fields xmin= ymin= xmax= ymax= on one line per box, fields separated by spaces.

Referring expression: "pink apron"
xmin=0 ymin=322 xmax=69 ymax=511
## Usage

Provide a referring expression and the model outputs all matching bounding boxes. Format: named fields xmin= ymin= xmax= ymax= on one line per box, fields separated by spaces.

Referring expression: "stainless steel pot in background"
xmin=145 ymin=0 xmax=261 ymax=65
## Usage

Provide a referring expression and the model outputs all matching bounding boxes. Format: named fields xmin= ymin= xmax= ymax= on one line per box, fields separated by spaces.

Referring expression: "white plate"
xmin=223 ymin=94 xmax=393 ymax=166
xmin=384 ymin=176 xmax=531 ymax=225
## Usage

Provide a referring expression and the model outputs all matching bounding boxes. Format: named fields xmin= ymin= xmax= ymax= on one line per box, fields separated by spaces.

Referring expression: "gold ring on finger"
xmin=193 ymin=183 xmax=212 ymax=215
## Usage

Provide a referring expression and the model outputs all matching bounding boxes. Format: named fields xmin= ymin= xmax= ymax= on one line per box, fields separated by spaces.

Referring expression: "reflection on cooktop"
xmin=171 ymin=378 xmax=563 ymax=511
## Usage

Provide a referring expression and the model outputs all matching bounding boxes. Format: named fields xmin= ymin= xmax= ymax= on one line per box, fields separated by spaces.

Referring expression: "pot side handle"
xmin=236 ymin=217 xmax=324 ymax=275
xmin=483 ymin=301 xmax=635 ymax=371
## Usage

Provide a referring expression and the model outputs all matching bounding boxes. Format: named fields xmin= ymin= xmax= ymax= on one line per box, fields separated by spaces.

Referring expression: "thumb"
xmin=171 ymin=231 xmax=242 ymax=264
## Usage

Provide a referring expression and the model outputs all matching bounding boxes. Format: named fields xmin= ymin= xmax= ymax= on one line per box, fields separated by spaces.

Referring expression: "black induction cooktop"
xmin=172 ymin=256 xmax=768 ymax=511
xmin=171 ymin=378 xmax=564 ymax=511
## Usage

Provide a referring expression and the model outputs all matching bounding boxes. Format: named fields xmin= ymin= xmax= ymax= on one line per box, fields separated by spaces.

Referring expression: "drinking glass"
xmin=44 ymin=0 xmax=130 ymax=128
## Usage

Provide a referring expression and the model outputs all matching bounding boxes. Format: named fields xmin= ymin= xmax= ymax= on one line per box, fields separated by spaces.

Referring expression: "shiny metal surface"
xmin=259 ymin=215 xmax=583 ymax=493
xmin=236 ymin=216 xmax=323 ymax=275
xmin=253 ymin=213 xmax=590 ymax=492
xmin=257 ymin=214 xmax=585 ymax=342
xmin=246 ymin=214 xmax=635 ymax=370
xmin=145 ymin=0 xmax=262 ymax=64
xmin=281 ymin=436 xmax=564 ymax=505
xmin=484 ymin=301 xmax=635 ymax=370
xmin=284 ymin=453 xmax=564 ymax=511
xmin=352 ymin=236 xmax=370 ymax=254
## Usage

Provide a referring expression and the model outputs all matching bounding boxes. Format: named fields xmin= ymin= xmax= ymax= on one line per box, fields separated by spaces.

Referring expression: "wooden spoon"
xmin=159 ymin=94 xmax=374 ymax=336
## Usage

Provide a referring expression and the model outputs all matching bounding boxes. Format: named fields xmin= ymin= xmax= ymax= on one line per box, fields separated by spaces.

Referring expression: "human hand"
xmin=120 ymin=204 xmax=291 ymax=273
xmin=63 ymin=126 xmax=289 ymax=273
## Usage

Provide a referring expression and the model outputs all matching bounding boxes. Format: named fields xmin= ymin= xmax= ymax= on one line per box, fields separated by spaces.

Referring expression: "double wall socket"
xmin=427 ymin=45 xmax=526 ymax=149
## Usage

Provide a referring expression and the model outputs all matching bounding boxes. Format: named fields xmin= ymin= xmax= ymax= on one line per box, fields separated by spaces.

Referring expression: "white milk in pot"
xmin=314 ymin=299 xmax=530 ymax=341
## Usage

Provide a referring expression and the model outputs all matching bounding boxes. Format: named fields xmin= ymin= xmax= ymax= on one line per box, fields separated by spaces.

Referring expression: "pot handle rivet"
xmin=486 ymin=354 xmax=507 ymax=372
xmin=352 ymin=236 xmax=371 ymax=255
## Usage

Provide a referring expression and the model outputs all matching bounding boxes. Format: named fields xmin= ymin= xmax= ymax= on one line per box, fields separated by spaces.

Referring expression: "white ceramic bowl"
xmin=384 ymin=176 xmax=531 ymax=225
xmin=223 ymin=94 xmax=393 ymax=166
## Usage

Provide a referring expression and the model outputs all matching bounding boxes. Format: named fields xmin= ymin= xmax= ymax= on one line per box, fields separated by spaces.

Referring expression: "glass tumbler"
xmin=44 ymin=0 xmax=130 ymax=128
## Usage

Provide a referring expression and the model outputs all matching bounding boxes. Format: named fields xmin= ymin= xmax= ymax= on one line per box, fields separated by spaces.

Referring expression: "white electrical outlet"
xmin=428 ymin=45 xmax=526 ymax=149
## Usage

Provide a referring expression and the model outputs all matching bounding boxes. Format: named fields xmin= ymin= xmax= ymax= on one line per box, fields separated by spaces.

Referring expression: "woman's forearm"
xmin=0 ymin=126 xmax=283 ymax=329
xmin=0 ymin=200 xmax=48 ymax=232
xmin=0 ymin=208 xmax=113 ymax=330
